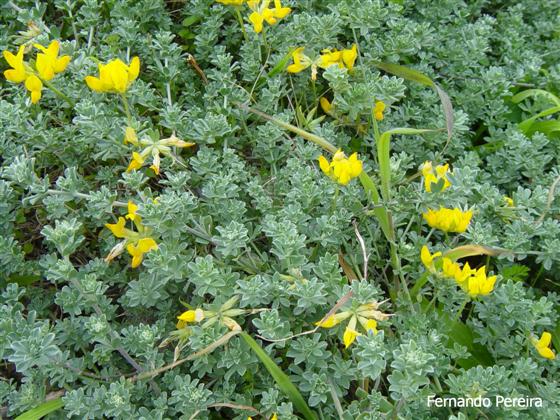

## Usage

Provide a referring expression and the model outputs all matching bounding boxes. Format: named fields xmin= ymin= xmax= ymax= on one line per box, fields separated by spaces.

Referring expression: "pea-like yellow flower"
xmin=3 ymin=45 xmax=28 ymax=83
xmin=33 ymin=41 xmax=71 ymax=81
xmin=318 ymin=149 xmax=363 ymax=186
xmin=123 ymin=127 xmax=138 ymax=145
xmin=343 ymin=323 xmax=361 ymax=348
xmin=373 ymin=100 xmax=386 ymax=121
xmin=423 ymin=207 xmax=472 ymax=233
xmin=125 ymin=201 xmax=138 ymax=221
xmin=316 ymin=300 xmax=389 ymax=348
xmin=24 ymin=74 xmax=43 ymax=104
xmin=105 ymin=212 xmax=158 ymax=268
xmin=3 ymin=42 xmax=70 ymax=104
xmin=441 ymin=257 xmax=461 ymax=279
xmin=247 ymin=0 xmax=291 ymax=33
xmin=341 ymin=44 xmax=357 ymax=70
xmin=503 ymin=196 xmax=514 ymax=207
xmin=125 ymin=132 xmax=195 ymax=175
xmin=286 ymin=47 xmax=316 ymax=78
xmin=463 ymin=266 xmax=496 ymax=298
xmin=126 ymin=152 xmax=145 ymax=172
xmin=127 ymin=238 xmax=158 ymax=268
xmin=422 ymin=161 xmax=451 ymax=193
xmin=177 ymin=308 xmax=205 ymax=324
xmin=531 ymin=332 xmax=556 ymax=360
xmin=420 ymin=245 xmax=441 ymax=273
xmin=320 ymin=97 xmax=333 ymax=114
xmin=85 ymin=57 xmax=140 ymax=94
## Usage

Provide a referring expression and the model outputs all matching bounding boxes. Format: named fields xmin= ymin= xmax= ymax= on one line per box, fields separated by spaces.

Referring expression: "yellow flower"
xmin=286 ymin=47 xmax=314 ymax=75
xmin=127 ymin=237 xmax=158 ymax=268
xmin=105 ymin=215 xmax=157 ymax=268
xmin=317 ymin=48 xmax=343 ymax=69
xmin=216 ymin=0 xmax=245 ymax=4
xmin=125 ymin=201 xmax=138 ymax=221
xmin=33 ymin=40 xmax=70 ymax=81
xmin=314 ymin=312 xmax=351 ymax=328
xmin=343 ymin=326 xmax=361 ymax=348
xmin=320 ymin=97 xmax=333 ymax=114
xmin=317 ymin=44 xmax=357 ymax=72
xmin=503 ymin=196 xmax=514 ymax=207
xmin=85 ymin=57 xmax=140 ymax=93
xmin=420 ymin=245 xmax=441 ymax=273
xmin=247 ymin=0 xmax=291 ymax=33
xmin=359 ymin=318 xmax=378 ymax=334
xmin=24 ymin=74 xmax=43 ymax=104
xmin=124 ymin=127 xmax=138 ymax=145
xmin=126 ymin=152 xmax=145 ymax=172
xmin=343 ymin=315 xmax=361 ymax=348
xmin=3 ymin=45 xmax=27 ymax=83
xmin=422 ymin=161 xmax=451 ymax=193
xmin=177 ymin=308 xmax=205 ymax=323
xmin=318 ymin=149 xmax=363 ymax=186
xmin=453 ymin=262 xmax=474 ymax=287
xmin=3 ymin=41 xmax=70 ymax=104
xmin=422 ymin=207 xmax=472 ymax=233
xmin=464 ymin=266 xmax=496 ymax=297
xmin=3 ymin=45 xmax=43 ymax=103
xmin=124 ymin=133 xmax=195 ymax=175
xmin=441 ymin=257 xmax=461 ymax=279
xmin=316 ymin=300 xmax=389 ymax=348
xmin=105 ymin=217 xmax=130 ymax=238
xmin=531 ymin=332 xmax=556 ymax=360
xmin=341 ymin=44 xmax=357 ymax=70
xmin=373 ymin=100 xmax=386 ymax=121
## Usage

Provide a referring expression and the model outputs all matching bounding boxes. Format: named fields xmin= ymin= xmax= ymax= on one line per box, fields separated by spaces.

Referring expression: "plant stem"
xmin=453 ymin=297 xmax=470 ymax=323
xmin=120 ymin=93 xmax=133 ymax=126
xmin=42 ymin=80 xmax=75 ymax=107
xmin=235 ymin=7 xmax=248 ymax=42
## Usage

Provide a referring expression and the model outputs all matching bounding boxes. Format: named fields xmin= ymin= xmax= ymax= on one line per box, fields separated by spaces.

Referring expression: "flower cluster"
xmin=421 ymin=161 xmax=451 ymax=192
xmin=422 ymin=207 xmax=473 ymax=233
xmin=176 ymin=296 xmax=256 ymax=331
xmin=287 ymin=45 xmax=357 ymax=80
xmin=318 ymin=149 xmax=363 ymax=185
xmin=105 ymin=202 xmax=158 ymax=268
xmin=216 ymin=0 xmax=291 ymax=34
xmin=124 ymin=129 xmax=195 ymax=175
xmin=85 ymin=57 xmax=140 ymax=94
xmin=3 ymin=41 xmax=70 ymax=103
xmin=421 ymin=246 xmax=497 ymax=298
xmin=315 ymin=300 xmax=391 ymax=348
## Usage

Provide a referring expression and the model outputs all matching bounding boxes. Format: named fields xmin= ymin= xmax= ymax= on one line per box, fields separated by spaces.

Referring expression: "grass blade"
xmin=15 ymin=398 xmax=64 ymax=420
xmin=240 ymin=332 xmax=317 ymax=420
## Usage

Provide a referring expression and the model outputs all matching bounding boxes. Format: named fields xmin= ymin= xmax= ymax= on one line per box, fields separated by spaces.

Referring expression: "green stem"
xmin=42 ymin=79 xmax=75 ymax=107
xmin=234 ymin=7 xmax=248 ymax=42
xmin=120 ymin=93 xmax=132 ymax=126
xmin=453 ymin=297 xmax=470 ymax=323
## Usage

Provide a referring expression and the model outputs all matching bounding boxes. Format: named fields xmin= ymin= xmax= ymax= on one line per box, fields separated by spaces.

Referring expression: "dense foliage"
xmin=1 ymin=0 xmax=559 ymax=418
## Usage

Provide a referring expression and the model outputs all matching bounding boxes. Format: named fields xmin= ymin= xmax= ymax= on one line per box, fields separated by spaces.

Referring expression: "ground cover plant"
xmin=1 ymin=0 xmax=560 ymax=418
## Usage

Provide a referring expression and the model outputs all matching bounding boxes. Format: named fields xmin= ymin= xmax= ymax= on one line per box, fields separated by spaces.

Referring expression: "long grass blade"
xmin=240 ymin=332 xmax=317 ymax=420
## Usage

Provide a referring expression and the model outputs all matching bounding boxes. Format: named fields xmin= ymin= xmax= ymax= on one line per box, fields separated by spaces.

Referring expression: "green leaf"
xmin=525 ymin=120 xmax=560 ymax=137
xmin=438 ymin=311 xmax=494 ymax=368
xmin=373 ymin=62 xmax=434 ymax=86
xmin=518 ymin=106 xmax=560 ymax=134
xmin=240 ymin=332 xmax=317 ymax=420
xmin=443 ymin=244 xmax=509 ymax=261
xmin=15 ymin=398 xmax=64 ymax=420
xmin=511 ymin=89 xmax=560 ymax=106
